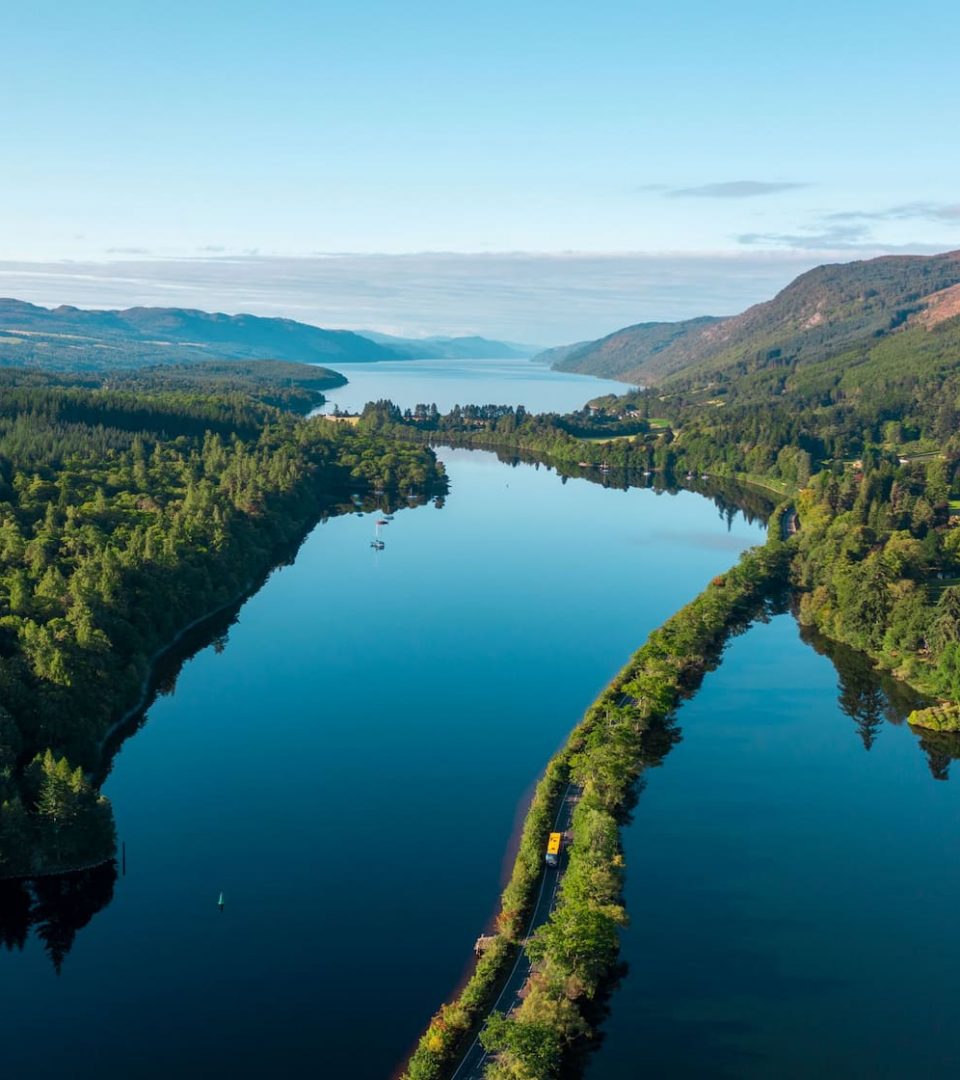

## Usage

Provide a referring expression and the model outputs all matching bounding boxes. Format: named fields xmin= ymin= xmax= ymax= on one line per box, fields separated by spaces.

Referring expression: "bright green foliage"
xmin=790 ymin=458 xmax=960 ymax=704
xmin=480 ymin=1014 xmax=563 ymax=1079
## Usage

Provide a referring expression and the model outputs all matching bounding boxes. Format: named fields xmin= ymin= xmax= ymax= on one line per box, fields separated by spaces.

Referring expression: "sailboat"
xmin=370 ymin=519 xmax=385 ymax=550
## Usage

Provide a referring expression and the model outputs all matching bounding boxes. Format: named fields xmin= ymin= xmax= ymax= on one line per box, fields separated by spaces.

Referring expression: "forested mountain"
xmin=540 ymin=316 xmax=721 ymax=379
xmin=0 ymin=299 xmax=398 ymax=370
xmin=359 ymin=331 xmax=535 ymax=359
xmin=596 ymin=305 xmax=960 ymax=475
xmin=540 ymin=250 xmax=960 ymax=385
xmin=0 ymin=299 xmax=541 ymax=372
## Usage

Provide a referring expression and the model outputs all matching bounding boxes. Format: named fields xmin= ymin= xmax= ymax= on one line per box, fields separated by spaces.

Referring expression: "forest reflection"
xmin=798 ymin=624 xmax=960 ymax=779
xmin=475 ymin=446 xmax=778 ymax=529
xmin=0 ymin=862 xmax=116 ymax=973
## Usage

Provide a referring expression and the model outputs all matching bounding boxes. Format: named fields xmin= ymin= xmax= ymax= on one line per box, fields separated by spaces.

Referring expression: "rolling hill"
xmin=540 ymin=250 xmax=960 ymax=388
xmin=545 ymin=317 xmax=722 ymax=380
xmin=0 ymin=300 xmax=399 ymax=370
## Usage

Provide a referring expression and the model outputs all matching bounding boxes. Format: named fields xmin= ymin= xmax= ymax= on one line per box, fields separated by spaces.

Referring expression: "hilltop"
xmin=539 ymin=250 xmax=960 ymax=388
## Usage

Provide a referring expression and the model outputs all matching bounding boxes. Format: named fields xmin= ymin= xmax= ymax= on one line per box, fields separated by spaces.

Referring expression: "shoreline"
xmin=0 ymin=573 xmax=277 ymax=883
xmin=94 ymin=575 xmax=261 ymax=763
xmin=1 ymin=855 xmax=116 ymax=884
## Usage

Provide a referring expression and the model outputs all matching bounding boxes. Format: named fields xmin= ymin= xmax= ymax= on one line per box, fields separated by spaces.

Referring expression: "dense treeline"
xmin=404 ymin=528 xmax=791 ymax=1080
xmin=358 ymin=399 xmax=658 ymax=472
xmin=0 ymin=360 xmax=347 ymax=432
xmin=602 ymin=317 xmax=960 ymax=485
xmin=0 ymin=379 xmax=444 ymax=878
xmin=789 ymin=457 xmax=960 ymax=726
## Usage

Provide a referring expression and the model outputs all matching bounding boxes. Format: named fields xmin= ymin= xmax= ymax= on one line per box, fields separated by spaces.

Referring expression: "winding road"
xmin=450 ymin=782 xmax=580 ymax=1080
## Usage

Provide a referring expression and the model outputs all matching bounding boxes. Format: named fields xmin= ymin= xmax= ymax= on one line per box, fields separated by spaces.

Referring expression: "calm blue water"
xmin=0 ymin=449 xmax=762 ymax=1079
xmin=593 ymin=614 xmax=960 ymax=1079
xmin=319 ymin=356 xmax=629 ymax=414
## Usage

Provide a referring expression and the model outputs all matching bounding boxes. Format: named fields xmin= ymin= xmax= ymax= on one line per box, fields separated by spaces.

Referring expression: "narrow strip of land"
xmin=451 ymin=783 xmax=579 ymax=1080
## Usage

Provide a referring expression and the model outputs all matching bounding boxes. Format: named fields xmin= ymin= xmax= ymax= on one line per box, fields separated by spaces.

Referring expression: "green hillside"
xmin=545 ymin=250 xmax=960 ymax=386
xmin=544 ymin=316 xmax=721 ymax=380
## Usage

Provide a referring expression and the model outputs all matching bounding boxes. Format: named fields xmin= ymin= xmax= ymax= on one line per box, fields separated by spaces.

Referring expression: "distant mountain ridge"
xmin=0 ymin=299 xmax=539 ymax=371
xmin=359 ymin=330 xmax=536 ymax=359
xmin=0 ymin=299 xmax=397 ymax=369
xmin=538 ymin=250 xmax=960 ymax=388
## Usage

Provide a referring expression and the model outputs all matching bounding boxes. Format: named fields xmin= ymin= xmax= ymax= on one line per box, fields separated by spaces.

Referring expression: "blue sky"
xmin=2 ymin=1 xmax=958 ymax=339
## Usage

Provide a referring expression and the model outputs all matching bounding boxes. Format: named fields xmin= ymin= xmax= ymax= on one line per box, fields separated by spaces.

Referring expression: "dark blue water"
xmin=593 ymin=614 xmax=960 ymax=1079
xmin=0 ymin=450 xmax=763 ymax=1078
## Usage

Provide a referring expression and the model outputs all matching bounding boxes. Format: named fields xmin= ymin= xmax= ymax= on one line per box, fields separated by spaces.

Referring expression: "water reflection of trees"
xmin=0 ymin=861 xmax=117 ymax=972
xmin=913 ymin=728 xmax=960 ymax=782
xmin=796 ymin=623 xmax=960 ymax=779
xmin=472 ymin=446 xmax=777 ymax=530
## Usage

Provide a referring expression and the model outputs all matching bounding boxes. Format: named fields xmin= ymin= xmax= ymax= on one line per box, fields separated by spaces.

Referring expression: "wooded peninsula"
xmin=0 ymin=366 xmax=445 ymax=879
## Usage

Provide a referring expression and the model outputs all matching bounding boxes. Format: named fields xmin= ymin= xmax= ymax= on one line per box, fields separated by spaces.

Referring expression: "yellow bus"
xmin=545 ymin=832 xmax=563 ymax=868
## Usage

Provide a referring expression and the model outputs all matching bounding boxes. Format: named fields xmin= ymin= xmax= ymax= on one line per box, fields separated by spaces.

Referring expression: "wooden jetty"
xmin=474 ymin=934 xmax=497 ymax=957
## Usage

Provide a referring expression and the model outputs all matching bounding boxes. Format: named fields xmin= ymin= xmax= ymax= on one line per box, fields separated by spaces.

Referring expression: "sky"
xmin=2 ymin=0 xmax=958 ymax=342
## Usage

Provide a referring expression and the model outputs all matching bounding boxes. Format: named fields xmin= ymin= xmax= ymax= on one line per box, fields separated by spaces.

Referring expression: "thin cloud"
xmin=738 ymin=199 xmax=960 ymax=251
xmin=826 ymin=202 xmax=960 ymax=224
xmin=668 ymin=181 xmax=809 ymax=199
xmin=737 ymin=223 xmax=873 ymax=250
xmin=104 ymin=246 xmax=152 ymax=255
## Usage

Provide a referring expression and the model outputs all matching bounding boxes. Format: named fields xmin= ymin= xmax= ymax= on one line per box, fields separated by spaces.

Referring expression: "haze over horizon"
xmin=3 ymin=0 xmax=958 ymax=341
xmin=0 ymin=250 xmax=884 ymax=346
